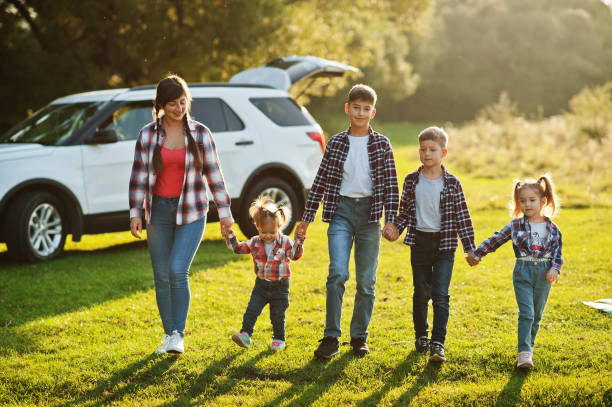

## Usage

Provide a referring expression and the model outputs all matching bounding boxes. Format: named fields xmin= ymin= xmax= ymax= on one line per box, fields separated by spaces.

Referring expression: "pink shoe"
xmin=270 ymin=339 xmax=286 ymax=351
xmin=232 ymin=332 xmax=251 ymax=349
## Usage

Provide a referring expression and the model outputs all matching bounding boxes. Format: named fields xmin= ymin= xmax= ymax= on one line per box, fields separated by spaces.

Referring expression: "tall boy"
xmin=294 ymin=84 xmax=399 ymax=360
xmin=387 ymin=127 xmax=475 ymax=362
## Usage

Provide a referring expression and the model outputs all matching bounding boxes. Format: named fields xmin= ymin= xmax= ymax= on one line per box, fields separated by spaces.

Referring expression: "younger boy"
xmin=387 ymin=127 xmax=475 ymax=362
xmin=294 ymin=84 xmax=399 ymax=360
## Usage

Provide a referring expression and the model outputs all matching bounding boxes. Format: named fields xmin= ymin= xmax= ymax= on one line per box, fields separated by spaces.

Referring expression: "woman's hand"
xmin=130 ymin=217 xmax=142 ymax=239
xmin=219 ymin=216 xmax=234 ymax=238
xmin=546 ymin=268 xmax=560 ymax=283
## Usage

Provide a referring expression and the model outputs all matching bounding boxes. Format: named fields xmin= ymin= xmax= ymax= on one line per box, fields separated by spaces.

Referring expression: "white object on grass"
xmin=582 ymin=299 xmax=612 ymax=314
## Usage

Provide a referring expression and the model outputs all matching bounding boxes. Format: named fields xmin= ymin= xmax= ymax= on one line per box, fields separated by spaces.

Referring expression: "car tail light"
xmin=307 ymin=131 xmax=325 ymax=153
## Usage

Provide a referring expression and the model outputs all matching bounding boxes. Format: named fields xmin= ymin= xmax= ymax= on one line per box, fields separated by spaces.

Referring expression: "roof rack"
xmin=130 ymin=82 xmax=274 ymax=91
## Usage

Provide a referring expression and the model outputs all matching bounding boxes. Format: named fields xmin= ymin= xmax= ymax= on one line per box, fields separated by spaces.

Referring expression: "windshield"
xmin=0 ymin=102 xmax=105 ymax=145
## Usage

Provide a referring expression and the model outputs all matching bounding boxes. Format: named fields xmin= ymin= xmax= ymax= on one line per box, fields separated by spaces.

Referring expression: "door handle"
xmin=235 ymin=140 xmax=254 ymax=146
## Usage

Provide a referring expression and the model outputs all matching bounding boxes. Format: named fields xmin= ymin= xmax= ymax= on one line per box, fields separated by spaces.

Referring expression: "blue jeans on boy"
xmin=241 ymin=277 xmax=290 ymax=341
xmin=410 ymin=231 xmax=455 ymax=345
xmin=147 ymin=195 xmax=205 ymax=337
xmin=325 ymin=196 xmax=381 ymax=339
xmin=513 ymin=259 xmax=552 ymax=352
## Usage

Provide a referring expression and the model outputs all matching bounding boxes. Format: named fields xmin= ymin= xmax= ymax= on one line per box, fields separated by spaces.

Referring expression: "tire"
xmin=237 ymin=177 xmax=301 ymax=238
xmin=5 ymin=192 xmax=67 ymax=262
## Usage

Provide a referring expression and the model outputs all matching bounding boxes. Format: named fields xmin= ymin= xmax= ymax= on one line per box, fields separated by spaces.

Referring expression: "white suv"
xmin=0 ymin=56 xmax=357 ymax=262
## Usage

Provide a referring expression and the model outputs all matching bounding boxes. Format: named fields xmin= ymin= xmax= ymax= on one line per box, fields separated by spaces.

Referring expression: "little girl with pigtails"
xmin=467 ymin=175 xmax=563 ymax=369
xmin=226 ymin=196 xmax=304 ymax=351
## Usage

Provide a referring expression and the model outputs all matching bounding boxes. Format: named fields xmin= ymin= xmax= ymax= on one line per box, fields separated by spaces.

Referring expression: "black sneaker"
xmin=415 ymin=336 xmax=429 ymax=353
xmin=429 ymin=341 xmax=446 ymax=363
xmin=350 ymin=337 xmax=370 ymax=357
xmin=314 ymin=336 xmax=340 ymax=360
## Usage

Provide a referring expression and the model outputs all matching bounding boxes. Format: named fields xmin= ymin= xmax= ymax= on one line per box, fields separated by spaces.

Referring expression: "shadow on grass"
xmin=160 ymin=349 xmax=273 ymax=406
xmin=355 ymin=351 xmax=423 ymax=407
xmin=390 ymin=361 xmax=441 ymax=407
xmin=494 ymin=368 xmax=528 ymax=407
xmin=260 ymin=353 xmax=353 ymax=407
xmin=0 ymin=238 xmax=234 ymax=328
xmin=55 ymin=354 xmax=177 ymax=407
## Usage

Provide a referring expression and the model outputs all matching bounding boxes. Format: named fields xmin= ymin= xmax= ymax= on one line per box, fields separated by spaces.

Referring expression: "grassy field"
xmin=1 ymin=120 xmax=611 ymax=406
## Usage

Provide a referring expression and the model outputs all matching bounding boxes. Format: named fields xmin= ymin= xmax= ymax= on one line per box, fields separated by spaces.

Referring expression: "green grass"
xmin=1 ymin=121 xmax=611 ymax=406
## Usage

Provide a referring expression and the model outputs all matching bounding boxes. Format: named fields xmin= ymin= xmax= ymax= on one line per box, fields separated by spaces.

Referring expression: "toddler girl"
xmin=467 ymin=175 xmax=563 ymax=369
xmin=226 ymin=196 xmax=304 ymax=351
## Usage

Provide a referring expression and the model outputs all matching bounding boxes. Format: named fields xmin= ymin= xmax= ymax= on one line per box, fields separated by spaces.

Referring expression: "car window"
xmin=0 ymin=102 xmax=105 ymax=145
xmin=249 ymin=97 xmax=311 ymax=126
xmin=103 ymin=102 xmax=152 ymax=141
xmin=191 ymin=98 xmax=244 ymax=132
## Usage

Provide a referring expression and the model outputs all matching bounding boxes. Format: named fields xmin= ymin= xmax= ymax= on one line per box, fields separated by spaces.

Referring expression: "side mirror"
xmin=87 ymin=129 xmax=118 ymax=144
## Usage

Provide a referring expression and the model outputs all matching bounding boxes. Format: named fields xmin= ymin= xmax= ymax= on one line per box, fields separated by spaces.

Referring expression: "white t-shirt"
xmin=415 ymin=173 xmax=444 ymax=232
xmin=530 ymin=222 xmax=548 ymax=251
xmin=264 ymin=241 xmax=275 ymax=258
xmin=339 ymin=135 xmax=373 ymax=197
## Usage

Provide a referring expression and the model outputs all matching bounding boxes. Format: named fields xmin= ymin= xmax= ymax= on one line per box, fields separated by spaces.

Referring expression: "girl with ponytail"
xmin=129 ymin=74 xmax=234 ymax=354
xmin=466 ymin=174 xmax=563 ymax=370
xmin=225 ymin=195 xmax=304 ymax=351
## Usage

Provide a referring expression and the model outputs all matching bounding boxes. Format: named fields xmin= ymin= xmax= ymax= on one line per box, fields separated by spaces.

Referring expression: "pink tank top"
xmin=153 ymin=146 xmax=186 ymax=197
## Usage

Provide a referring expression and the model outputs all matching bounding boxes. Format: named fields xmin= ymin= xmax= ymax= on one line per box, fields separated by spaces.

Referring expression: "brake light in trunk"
xmin=307 ymin=131 xmax=325 ymax=153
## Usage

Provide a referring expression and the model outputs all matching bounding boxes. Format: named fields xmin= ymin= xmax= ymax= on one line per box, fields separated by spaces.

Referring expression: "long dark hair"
xmin=152 ymin=74 xmax=202 ymax=172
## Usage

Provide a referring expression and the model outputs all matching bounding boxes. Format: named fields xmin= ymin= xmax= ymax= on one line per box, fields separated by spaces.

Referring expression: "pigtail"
xmin=183 ymin=114 xmax=203 ymax=169
xmin=511 ymin=179 xmax=522 ymax=218
xmin=152 ymin=106 xmax=163 ymax=174
xmin=275 ymin=207 xmax=288 ymax=227
xmin=538 ymin=174 xmax=559 ymax=217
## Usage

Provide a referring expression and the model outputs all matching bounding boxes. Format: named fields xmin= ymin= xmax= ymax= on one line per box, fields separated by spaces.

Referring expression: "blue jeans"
xmin=410 ymin=231 xmax=455 ymax=345
xmin=241 ymin=277 xmax=290 ymax=341
xmin=325 ymin=196 xmax=381 ymax=339
xmin=147 ymin=195 xmax=205 ymax=336
xmin=513 ymin=259 xmax=552 ymax=352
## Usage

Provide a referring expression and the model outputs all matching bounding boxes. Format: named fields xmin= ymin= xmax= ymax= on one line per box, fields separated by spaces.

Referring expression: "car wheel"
xmin=237 ymin=177 xmax=301 ymax=238
xmin=5 ymin=192 xmax=67 ymax=262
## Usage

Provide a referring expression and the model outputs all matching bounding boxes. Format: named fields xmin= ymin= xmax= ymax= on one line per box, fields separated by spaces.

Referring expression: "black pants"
xmin=241 ymin=277 xmax=290 ymax=341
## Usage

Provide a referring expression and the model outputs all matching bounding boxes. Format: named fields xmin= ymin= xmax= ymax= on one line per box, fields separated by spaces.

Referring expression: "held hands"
xmin=130 ymin=217 xmax=142 ymax=239
xmin=294 ymin=221 xmax=309 ymax=241
xmin=546 ymin=268 xmax=560 ymax=283
xmin=382 ymin=223 xmax=399 ymax=241
xmin=466 ymin=251 xmax=480 ymax=266
xmin=219 ymin=216 xmax=234 ymax=239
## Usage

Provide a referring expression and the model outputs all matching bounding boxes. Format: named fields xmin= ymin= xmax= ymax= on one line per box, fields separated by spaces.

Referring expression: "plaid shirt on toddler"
xmin=226 ymin=232 xmax=304 ymax=280
xmin=394 ymin=165 xmax=476 ymax=253
xmin=472 ymin=217 xmax=563 ymax=272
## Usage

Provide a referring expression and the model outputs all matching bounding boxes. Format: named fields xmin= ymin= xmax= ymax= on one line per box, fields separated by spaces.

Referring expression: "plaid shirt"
xmin=129 ymin=120 xmax=232 ymax=225
xmin=226 ymin=232 xmax=303 ymax=280
xmin=472 ymin=217 xmax=563 ymax=271
xmin=302 ymin=127 xmax=399 ymax=224
xmin=394 ymin=166 xmax=476 ymax=253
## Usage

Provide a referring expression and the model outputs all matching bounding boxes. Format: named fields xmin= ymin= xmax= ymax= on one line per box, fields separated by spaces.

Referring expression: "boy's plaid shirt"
xmin=302 ymin=127 xmax=399 ymax=224
xmin=472 ymin=217 xmax=563 ymax=271
xmin=226 ymin=232 xmax=304 ymax=280
xmin=394 ymin=165 xmax=476 ymax=253
xmin=129 ymin=120 xmax=232 ymax=225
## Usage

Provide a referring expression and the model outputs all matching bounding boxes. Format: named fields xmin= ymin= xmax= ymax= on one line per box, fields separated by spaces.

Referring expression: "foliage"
xmin=444 ymin=82 xmax=612 ymax=208
xmin=0 ymin=0 xmax=434 ymax=132
xmin=398 ymin=0 xmax=612 ymax=121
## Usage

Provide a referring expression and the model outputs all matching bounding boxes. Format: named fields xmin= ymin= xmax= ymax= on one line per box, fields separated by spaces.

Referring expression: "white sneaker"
xmin=517 ymin=351 xmax=533 ymax=369
xmin=166 ymin=330 xmax=184 ymax=354
xmin=154 ymin=334 xmax=172 ymax=354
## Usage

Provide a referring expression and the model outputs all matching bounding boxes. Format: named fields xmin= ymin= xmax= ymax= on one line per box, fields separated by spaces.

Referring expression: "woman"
xmin=129 ymin=74 xmax=233 ymax=354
